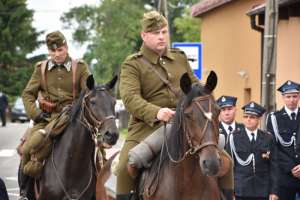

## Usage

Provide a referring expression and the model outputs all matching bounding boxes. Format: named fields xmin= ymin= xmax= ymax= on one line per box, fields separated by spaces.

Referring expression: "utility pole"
xmin=261 ymin=0 xmax=278 ymax=129
xmin=158 ymin=0 xmax=168 ymax=18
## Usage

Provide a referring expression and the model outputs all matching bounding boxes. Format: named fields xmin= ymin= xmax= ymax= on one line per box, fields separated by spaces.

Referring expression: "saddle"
xmin=23 ymin=106 xmax=72 ymax=178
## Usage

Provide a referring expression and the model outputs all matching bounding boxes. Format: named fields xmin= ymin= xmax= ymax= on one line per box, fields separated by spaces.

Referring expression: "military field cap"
xmin=46 ymin=31 xmax=67 ymax=50
xmin=141 ymin=11 xmax=168 ymax=32
xmin=242 ymin=101 xmax=266 ymax=117
xmin=277 ymin=80 xmax=300 ymax=94
xmin=216 ymin=95 xmax=237 ymax=108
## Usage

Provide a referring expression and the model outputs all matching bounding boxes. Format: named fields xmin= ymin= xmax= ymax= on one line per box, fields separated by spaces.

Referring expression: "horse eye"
xmin=185 ymin=112 xmax=194 ymax=120
xmin=90 ymin=99 xmax=96 ymax=105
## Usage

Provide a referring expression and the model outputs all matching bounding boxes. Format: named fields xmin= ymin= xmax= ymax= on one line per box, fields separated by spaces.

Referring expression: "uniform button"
xmin=168 ymin=73 xmax=172 ymax=78
xmin=296 ymin=155 xmax=298 ymax=158
xmin=293 ymin=132 xmax=297 ymax=136
xmin=162 ymin=61 xmax=166 ymax=65
xmin=58 ymin=77 xmax=62 ymax=80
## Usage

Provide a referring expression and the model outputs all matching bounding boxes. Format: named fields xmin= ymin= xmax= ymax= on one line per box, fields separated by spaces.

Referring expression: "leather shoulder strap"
xmin=71 ymin=59 xmax=78 ymax=100
xmin=139 ymin=57 xmax=181 ymax=98
xmin=40 ymin=60 xmax=49 ymax=96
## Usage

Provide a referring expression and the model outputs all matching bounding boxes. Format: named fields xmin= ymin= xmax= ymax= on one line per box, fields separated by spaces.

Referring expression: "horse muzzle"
xmin=199 ymin=151 xmax=221 ymax=176
xmin=102 ymin=131 xmax=119 ymax=146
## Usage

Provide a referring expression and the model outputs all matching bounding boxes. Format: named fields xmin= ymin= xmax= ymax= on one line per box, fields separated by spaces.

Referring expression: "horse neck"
xmin=56 ymin=117 xmax=95 ymax=165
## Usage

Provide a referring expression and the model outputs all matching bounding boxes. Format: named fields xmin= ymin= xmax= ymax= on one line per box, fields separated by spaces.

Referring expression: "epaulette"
xmin=35 ymin=61 xmax=44 ymax=68
xmin=127 ymin=52 xmax=142 ymax=60
xmin=170 ymin=48 xmax=184 ymax=53
xmin=77 ymin=59 xmax=85 ymax=64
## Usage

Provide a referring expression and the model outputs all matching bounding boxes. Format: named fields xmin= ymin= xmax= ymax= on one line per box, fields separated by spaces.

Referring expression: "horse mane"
xmin=152 ymin=83 xmax=210 ymax=168
xmin=70 ymin=89 xmax=87 ymax=123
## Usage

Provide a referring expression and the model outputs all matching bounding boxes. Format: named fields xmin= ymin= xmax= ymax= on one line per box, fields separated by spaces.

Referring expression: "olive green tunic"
xmin=21 ymin=57 xmax=90 ymax=173
xmin=117 ymin=44 xmax=199 ymax=194
xmin=22 ymin=57 xmax=90 ymax=120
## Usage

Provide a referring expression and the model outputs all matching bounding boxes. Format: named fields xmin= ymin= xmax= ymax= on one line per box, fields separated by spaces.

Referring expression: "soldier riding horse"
xmin=20 ymin=75 xmax=119 ymax=200
xmin=136 ymin=71 xmax=224 ymax=200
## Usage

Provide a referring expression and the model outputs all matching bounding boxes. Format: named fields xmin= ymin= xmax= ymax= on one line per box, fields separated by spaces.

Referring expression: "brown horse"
xmin=36 ymin=75 xmax=119 ymax=200
xmin=138 ymin=71 xmax=221 ymax=200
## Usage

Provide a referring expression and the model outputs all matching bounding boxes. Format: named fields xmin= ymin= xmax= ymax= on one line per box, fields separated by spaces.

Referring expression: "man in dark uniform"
xmin=266 ymin=80 xmax=300 ymax=200
xmin=18 ymin=31 xmax=90 ymax=200
xmin=0 ymin=91 xmax=8 ymax=127
xmin=117 ymin=11 xmax=233 ymax=200
xmin=216 ymin=95 xmax=244 ymax=154
xmin=229 ymin=102 xmax=278 ymax=200
xmin=0 ymin=178 xmax=9 ymax=200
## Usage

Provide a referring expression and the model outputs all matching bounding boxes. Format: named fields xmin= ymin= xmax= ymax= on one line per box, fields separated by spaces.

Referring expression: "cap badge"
xmin=221 ymin=97 xmax=226 ymax=102
xmin=250 ymin=102 xmax=255 ymax=108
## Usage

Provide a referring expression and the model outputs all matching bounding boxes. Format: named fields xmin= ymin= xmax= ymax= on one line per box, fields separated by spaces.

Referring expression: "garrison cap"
xmin=277 ymin=80 xmax=300 ymax=94
xmin=242 ymin=101 xmax=266 ymax=117
xmin=46 ymin=31 xmax=67 ymax=50
xmin=141 ymin=11 xmax=168 ymax=32
xmin=216 ymin=95 xmax=237 ymax=108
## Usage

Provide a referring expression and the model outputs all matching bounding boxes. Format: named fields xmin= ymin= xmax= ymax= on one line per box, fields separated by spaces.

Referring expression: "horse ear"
xmin=105 ymin=75 xmax=118 ymax=90
xmin=204 ymin=71 xmax=217 ymax=93
xmin=180 ymin=73 xmax=192 ymax=95
xmin=86 ymin=75 xmax=95 ymax=90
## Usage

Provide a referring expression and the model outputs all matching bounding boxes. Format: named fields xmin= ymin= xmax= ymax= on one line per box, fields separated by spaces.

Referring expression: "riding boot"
xmin=18 ymin=170 xmax=34 ymax=200
xmin=221 ymin=189 xmax=234 ymax=200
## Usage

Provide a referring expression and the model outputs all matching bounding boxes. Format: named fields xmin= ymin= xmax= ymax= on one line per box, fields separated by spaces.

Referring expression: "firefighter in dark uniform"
xmin=229 ymin=102 xmax=278 ymax=200
xmin=266 ymin=80 xmax=300 ymax=200
xmin=216 ymin=95 xmax=244 ymax=154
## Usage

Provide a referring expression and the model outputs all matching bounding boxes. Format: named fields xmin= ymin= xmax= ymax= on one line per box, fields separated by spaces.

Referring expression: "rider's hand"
xmin=34 ymin=112 xmax=50 ymax=123
xmin=156 ymin=108 xmax=175 ymax=122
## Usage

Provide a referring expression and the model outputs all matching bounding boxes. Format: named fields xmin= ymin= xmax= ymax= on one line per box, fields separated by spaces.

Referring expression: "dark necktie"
xmin=251 ymin=133 xmax=255 ymax=151
xmin=291 ymin=112 xmax=296 ymax=120
xmin=228 ymin=126 xmax=233 ymax=133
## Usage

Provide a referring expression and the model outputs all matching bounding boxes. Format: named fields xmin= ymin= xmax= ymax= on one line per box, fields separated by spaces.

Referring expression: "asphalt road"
xmin=0 ymin=122 xmax=123 ymax=199
xmin=0 ymin=122 xmax=28 ymax=199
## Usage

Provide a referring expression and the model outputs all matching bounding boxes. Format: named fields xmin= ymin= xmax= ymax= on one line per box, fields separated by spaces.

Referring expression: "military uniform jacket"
xmin=266 ymin=107 xmax=300 ymax=187
xmin=22 ymin=57 xmax=90 ymax=120
xmin=219 ymin=122 xmax=244 ymax=155
xmin=230 ymin=129 xmax=278 ymax=198
xmin=119 ymin=44 xmax=199 ymax=142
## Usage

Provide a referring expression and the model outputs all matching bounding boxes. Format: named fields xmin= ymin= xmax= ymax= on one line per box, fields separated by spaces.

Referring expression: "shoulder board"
xmin=77 ymin=59 xmax=85 ymax=64
xmin=170 ymin=48 xmax=185 ymax=54
xmin=35 ymin=61 xmax=44 ymax=68
xmin=126 ymin=52 xmax=142 ymax=60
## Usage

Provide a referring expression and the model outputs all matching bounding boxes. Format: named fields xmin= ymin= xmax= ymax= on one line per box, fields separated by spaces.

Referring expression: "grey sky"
xmin=26 ymin=0 xmax=98 ymax=59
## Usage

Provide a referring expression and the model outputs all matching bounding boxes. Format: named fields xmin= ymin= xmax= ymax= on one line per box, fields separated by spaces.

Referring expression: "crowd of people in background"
xmin=218 ymin=80 xmax=300 ymax=200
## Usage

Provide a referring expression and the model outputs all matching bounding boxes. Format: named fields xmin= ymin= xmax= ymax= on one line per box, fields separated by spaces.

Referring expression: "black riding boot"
xmin=18 ymin=169 xmax=34 ymax=200
xmin=221 ymin=189 xmax=234 ymax=200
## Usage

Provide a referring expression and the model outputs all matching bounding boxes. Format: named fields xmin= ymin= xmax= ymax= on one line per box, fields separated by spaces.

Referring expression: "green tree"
xmin=0 ymin=0 xmax=42 ymax=99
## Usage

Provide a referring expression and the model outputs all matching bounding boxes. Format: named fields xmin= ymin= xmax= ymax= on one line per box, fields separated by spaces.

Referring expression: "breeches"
xmin=21 ymin=122 xmax=48 ymax=169
xmin=116 ymin=140 xmax=139 ymax=194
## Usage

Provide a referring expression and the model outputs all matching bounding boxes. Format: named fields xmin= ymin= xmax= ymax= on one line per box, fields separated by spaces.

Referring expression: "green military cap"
xmin=46 ymin=31 xmax=67 ymax=50
xmin=141 ymin=11 xmax=168 ymax=32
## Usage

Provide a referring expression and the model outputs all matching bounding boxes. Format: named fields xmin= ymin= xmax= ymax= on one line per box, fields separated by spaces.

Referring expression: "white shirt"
xmin=221 ymin=121 xmax=236 ymax=135
xmin=284 ymin=106 xmax=298 ymax=120
xmin=245 ymin=128 xmax=258 ymax=142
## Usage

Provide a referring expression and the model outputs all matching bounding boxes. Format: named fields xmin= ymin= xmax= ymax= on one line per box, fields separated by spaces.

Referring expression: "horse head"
xmin=82 ymin=75 xmax=119 ymax=147
xmin=179 ymin=71 xmax=220 ymax=176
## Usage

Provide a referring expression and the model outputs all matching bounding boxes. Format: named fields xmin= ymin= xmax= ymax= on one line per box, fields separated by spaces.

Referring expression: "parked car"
xmin=11 ymin=97 xmax=29 ymax=123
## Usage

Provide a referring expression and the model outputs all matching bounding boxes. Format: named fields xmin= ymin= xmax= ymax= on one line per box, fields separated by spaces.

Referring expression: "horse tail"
xmin=96 ymin=151 xmax=119 ymax=200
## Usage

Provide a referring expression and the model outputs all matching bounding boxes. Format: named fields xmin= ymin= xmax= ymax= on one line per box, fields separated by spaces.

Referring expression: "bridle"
xmin=51 ymin=87 xmax=116 ymax=200
xmin=79 ymin=87 xmax=116 ymax=146
xmin=164 ymin=94 xmax=219 ymax=163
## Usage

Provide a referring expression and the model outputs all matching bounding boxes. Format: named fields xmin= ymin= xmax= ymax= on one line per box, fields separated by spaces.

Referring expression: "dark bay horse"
xmin=37 ymin=75 xmax=119 ymax=200
xmin=140 ymin=71 xmax=221 ymax=200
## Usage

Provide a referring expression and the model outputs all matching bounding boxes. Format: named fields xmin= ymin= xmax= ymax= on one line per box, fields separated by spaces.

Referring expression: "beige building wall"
xmin=200 ymin=0 xmax=264 ymax=121
xmin=276 ymin=17 xmax=300 ymax=109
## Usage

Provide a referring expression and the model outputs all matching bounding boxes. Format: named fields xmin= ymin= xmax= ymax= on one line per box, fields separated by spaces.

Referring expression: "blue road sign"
xmin=172 ymin=42 xmax=202 ymax=80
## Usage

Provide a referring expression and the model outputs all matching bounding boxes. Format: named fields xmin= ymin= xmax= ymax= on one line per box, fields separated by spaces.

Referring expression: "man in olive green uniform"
xmin=19 ymin=31 xmax=90 ymax=200
xmin=117 ymin=11 xmax=233 ymax=200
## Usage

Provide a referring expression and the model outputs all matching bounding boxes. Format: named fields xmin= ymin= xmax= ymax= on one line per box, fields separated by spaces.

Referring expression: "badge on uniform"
xmin=261 ymin=151 xmax=270 ymax=159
